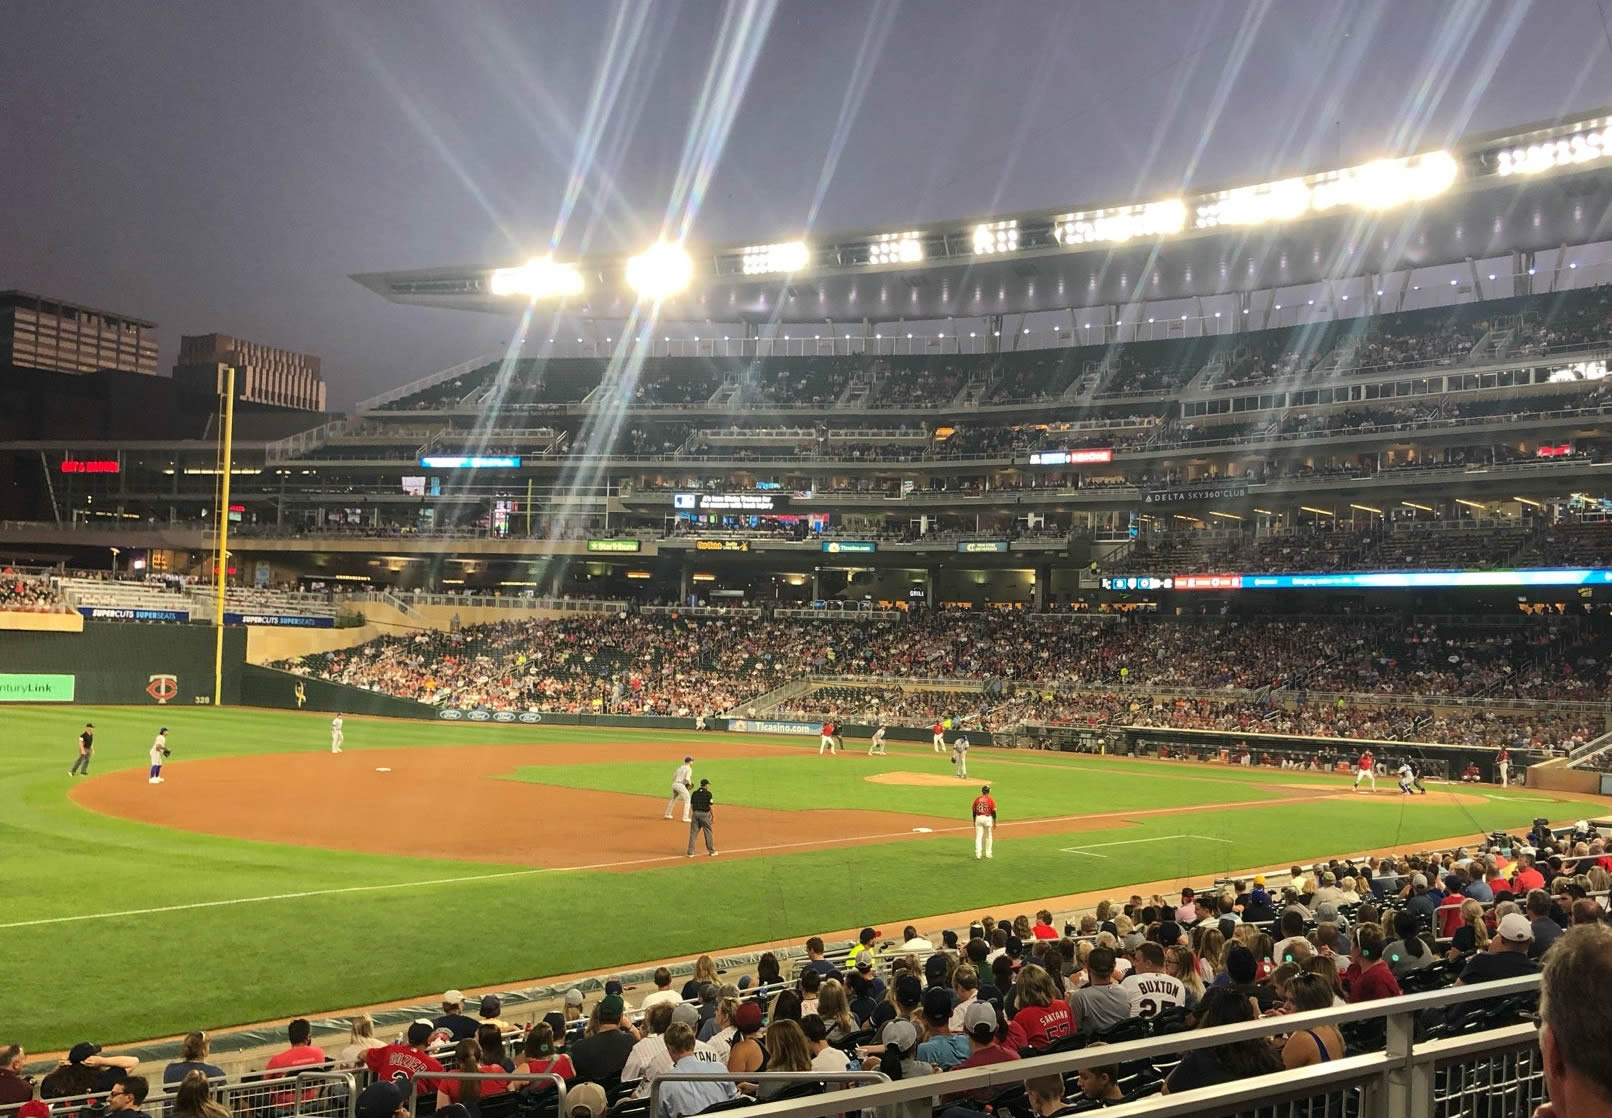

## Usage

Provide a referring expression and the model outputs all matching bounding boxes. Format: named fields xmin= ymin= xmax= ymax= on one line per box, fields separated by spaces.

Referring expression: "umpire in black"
xmin=687 ymin=779 xmax=717 ymax=857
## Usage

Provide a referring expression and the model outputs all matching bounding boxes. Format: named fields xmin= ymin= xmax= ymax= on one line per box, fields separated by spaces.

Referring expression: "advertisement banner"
xmin=1099 ymin=567 xmax=1612 ymax=592
xmin=77 ymin=606 xmax=190 ymax=623
xmin=821 ymin=540 xmax=876 ymax=553
xmin=681 ymin=493 xmax=789 ymax=511
xmin=0 ymin=673 xmax=76 ymax=702
xmin=957 ymin=540 xmax=1010 ymax=553
xmin=223 ymin=612 xmax=337 ymax=628
xmin=695 ymin=539 xmax=750 ymax=552
xmin=587 ymin=539 xmax=642 ymax=553
xmin=1142 ymin=482 xmax=1249 ymax=505
xmin=726 ymin=718 xmax=823 ymax=735
xmin=436 ymin=708 xmax=544 ymax=722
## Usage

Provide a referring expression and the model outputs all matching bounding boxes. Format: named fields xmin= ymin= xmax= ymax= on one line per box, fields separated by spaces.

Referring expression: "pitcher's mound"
xmin=867 ymin=771 xmax=977 ymax=787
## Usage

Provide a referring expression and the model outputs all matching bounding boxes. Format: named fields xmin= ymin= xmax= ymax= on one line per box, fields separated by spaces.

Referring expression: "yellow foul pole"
xmin=213 ymin=366 xmax=236 ymax=706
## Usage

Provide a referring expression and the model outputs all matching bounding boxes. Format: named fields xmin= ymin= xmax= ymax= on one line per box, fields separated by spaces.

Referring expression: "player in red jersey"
xmin=1353 ymin=750 xmax=1376 ymax=793
xmin=933 ymin=720 xmax=947 ymax=752
xmin=972 ymin=784 xmax=997 ymax=860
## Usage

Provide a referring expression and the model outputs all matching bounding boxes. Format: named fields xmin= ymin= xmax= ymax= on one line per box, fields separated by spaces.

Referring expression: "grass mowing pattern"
xmin=3 ymin=705 xmax=1580 ymax=1049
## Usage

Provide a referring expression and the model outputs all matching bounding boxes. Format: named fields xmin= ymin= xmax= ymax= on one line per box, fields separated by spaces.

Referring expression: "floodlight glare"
xmin=625 ymin=242 xmax=694 ymax=298
xmin=868 ymin=232 xmax=923 ymax=265
xmin=1055 ymin=199 xmax=1186 ymax=246
xmin=972 ymin=220 xmax=1020 ymax=255
xmin=488 ymin=256 xmax=584 ymax=299
xmin=1498 ymin=125 xmax=1612 ymax=176
xmin=740 ymin=240 xmax=810 ymax=275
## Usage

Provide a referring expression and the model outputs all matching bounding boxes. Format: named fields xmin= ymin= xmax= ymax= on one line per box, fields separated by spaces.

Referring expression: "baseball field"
xmin=7 ymin=704 xmax=1594 ymax=1050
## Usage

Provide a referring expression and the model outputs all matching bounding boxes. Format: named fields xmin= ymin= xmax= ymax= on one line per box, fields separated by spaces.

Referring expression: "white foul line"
xmin=1059 ymin=834 xmax=1234 ymax=858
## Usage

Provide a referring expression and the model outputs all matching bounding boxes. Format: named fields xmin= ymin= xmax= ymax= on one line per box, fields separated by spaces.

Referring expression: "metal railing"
xmin=716 ymin=976 xmax=1543 ymax=1118
xmin=647 ymin=1070 xmax=887 ymax=1118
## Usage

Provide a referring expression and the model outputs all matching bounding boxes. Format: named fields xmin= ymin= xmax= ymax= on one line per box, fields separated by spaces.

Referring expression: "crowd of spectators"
xmin=0 ymin=571 xmax=66 ymax=613
xmin=273 ymin=611 xmax=1610 ymax=749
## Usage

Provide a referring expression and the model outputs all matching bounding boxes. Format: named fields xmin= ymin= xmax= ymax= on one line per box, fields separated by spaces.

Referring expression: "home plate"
xmin=912 ymin=827 xmax=933 ymax=833
xmin=375 ymin=767 xmax=392 ymax=773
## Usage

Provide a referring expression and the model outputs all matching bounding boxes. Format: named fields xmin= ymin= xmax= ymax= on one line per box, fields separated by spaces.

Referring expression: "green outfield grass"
xmin=4 ymin=705 xmax=1585 ymax=1051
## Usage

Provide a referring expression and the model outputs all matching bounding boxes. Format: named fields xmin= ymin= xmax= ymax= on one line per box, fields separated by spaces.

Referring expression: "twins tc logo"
xmin=146 ymin=674 xmax=179 ymax=704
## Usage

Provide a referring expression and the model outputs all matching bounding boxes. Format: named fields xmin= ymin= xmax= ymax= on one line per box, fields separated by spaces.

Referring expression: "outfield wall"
xmin=240 ymin=664 xmax=439 ymax=719
xmin=0 ymin=620 xmax=244 ymax=705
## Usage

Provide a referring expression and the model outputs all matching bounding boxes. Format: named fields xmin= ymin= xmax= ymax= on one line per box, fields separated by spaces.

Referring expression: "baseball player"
xmin=932 ymin=720 xmax=946 ymax=752
xmin=952 ymin=734 xmax=970 ymax=778
xmin=331 ymin=714 xmax=345 ymax=754
xmin=819 ymin=721 xmax=838 ymax=756
xmin=148 ymin=727 xmax=171 ymax=784
xmin=665 ymin=756 xmax=694 ymax=821
xmin=1397 ymin=761 xmax=1428 ymax=795
xmin=971 ymin=784 xmax=997 ymax=860
xmin=1496 ymin=747 xmax=1510 ymax=787
xmin=69 ymin=722 xmax=95 ymax=776
xmin=1353 ymin=749 xmax=1376 ymax=792
xmin=868 ymin=725 xmax=888 ymax=756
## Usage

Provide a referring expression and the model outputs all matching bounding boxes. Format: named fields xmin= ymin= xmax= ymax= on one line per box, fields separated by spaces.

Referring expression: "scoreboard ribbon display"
xmin=1101 ymin=568 xmax=1612 ymax=592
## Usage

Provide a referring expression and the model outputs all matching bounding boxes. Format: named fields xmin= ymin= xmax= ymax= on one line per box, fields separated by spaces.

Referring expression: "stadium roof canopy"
xmin=354 ymin=108 xmax=1612 ymax=326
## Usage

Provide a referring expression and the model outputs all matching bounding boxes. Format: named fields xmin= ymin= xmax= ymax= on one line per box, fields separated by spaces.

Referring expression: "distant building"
xmin=173 ymin=333 xmax=327 ymax=412
xmin=0 ymin=290 xmax=160 ymax=376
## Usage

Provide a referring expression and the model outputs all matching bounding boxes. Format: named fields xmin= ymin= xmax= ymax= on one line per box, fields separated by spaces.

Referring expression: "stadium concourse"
xmin=9 ymin=821 xmax=1611 ymax=1118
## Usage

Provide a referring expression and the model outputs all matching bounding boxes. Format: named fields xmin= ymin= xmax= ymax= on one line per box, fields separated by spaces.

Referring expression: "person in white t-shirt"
xmin=801 ymin=1015 xmax=851 ymax=1080
xmin=638 ymin=967 xmax=684 ymax=1014
xmin=330 ymin=714 xmax=344 ymax=754
xmin=1120 ymin=943 xmax=1187 ymax=1020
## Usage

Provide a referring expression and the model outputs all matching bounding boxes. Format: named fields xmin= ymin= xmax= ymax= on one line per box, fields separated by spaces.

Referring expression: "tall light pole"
xmin=213 ymin=367 xmax=236 ymax=706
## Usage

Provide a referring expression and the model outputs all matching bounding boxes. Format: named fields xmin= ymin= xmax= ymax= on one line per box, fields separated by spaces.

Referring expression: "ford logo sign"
xmin=467 ymin=710 xmax=491 ymax=721
xmin=439 ymin=709 xmax=463 ymax=720
xmin=518 ymin=712 xmax=542 ymax=723
xmin=493 ymin=711 xmax=516 ymax=722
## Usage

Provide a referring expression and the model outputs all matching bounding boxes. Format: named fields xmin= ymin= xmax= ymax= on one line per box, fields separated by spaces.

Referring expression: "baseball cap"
xmin=1412 ymin=874 xmax=1428 ymax=889
xmin=734 ymin=1002 xmax=763 ymax=1031
xmin=924 ymin=954 xmax=949 ymax=978
xmin=1315 ymin=901 xmax=1339 ymax=922
xmin=17 ymin=1102 xmax=49 ymax=1118
xmin=1158 ymin=921 xmax=1184 ymax=945
xmin=922 ymin=986 xmax=952 ymax=1020
xmin=1004 ymin=934 xmax=1023 ymax=957
xmin=480 ymin=994 xmax=501 ymax=1017
xmin=894 ymin=974 xmax=924 ymax=1006
xmin=854 ymin=955 xmax=874 ymax=972
xmin=1253 ymin=874 xmax=1266 ymax=886
xmin=599 ymin=994 xmax=625 ymax=1016
xmin=567 ymin=1082 xmax=608 ymax=1118
xmin=860 ymin=927 xmax=879 ymax=943
xmin=159 ymin=726 xmax=168 ymax=734
xmin=884 ymin=1019 xmax=919 ymax=1052
xmin=963 ymin=1001 xmax=997 ymax=1036
xmin=1444 ymin=874 xmax=1465 ymax=892
xmin=356 ymin=1081 xmax=408 ymax=1118
xmin=1498 ymin=913 xmax=1534 ymax=943
xmin=671 ymin=1002 xmax=701 ymax=1028
xmin=1251 ymin=887 xmax=1270 ymax=906
xmin=67 ymin=1043 xmax=101 ymax=1064
xmin=684 ymin=756 xmax=693 ymax=763
xmin=1123 ymin=931 xmax=1146 ymax=953
xmin=443 ymin=989 xmax=465 ymax=1004
xmin=604 ymin=978 xmax=624 ymax=996
xmin=564 ymin=988 xmax=584 ymax=1007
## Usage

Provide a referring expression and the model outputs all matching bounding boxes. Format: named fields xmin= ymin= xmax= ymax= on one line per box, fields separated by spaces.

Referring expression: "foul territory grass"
xmin=3 ymin=705 xmax=1583 ymax=1050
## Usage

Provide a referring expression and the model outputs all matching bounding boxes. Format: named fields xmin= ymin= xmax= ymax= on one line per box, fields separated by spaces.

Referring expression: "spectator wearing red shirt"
xmin=517 ymin=1022 xmax=575 ymax=1083
xmin=436 ymin=1038 xmax=507 ymax=1110
xmin=365 ymin=1022 xmax=446 ymax=1095
xmin=1345 ymin=925 xmax=1402 ymax=1003
xmin=940 ymin=1002 xmax=1020 ymax=1102
xmin=264 ymin=1019 xmax=326 ymax=1108
xmin=1005 ymin=965 xmax=1073 ymax=1050
xmin=1030 ymin=910 xmax=1059 ymax=940
xmin=1513 ymin=854 xmax=1547 ymax=894
xmin=1435 ymin=875 xmax=1468 ymax=938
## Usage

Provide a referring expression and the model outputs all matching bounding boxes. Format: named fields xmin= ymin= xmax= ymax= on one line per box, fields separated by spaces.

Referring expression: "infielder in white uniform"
xmin=868 ymin=726 xmax=887 ymax=756
xmin=952 ymin=735 xmax=970 ymax=778
xmin=330 ymin=714 xmax=344 ymax=754
xmin=148 ymin=727 xmax=170 ymax=784
xmin=665 ymin=756 xmax=694 ymax=822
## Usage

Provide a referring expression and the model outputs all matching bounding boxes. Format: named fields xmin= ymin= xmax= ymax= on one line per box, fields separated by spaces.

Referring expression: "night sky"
xmin=4 ymin=0 xmax=1611 ymax=407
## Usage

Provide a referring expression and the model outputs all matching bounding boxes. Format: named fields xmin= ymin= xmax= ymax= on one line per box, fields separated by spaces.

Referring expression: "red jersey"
xmin=823 ymin=723 xmax=835 ymax=735
xmin=1006 ymin=1001 xmax=1074 ymax=1049
xmin=365 ymin=1044 xmax=446 ymax=1094
xmin=438 ymin=1066 xmax=509 ymax=1100
xmin=933 ymin=722 xmax=944 ymax=735
xmin=1031 ymin=923 xmax=1058 ymax=940
xmin=972 ymin=795 xmax=996 ymax=818
xmin=1358 ymin=753 xmax=1373 ymax=771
